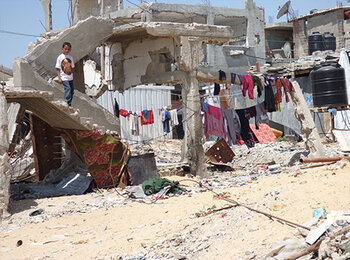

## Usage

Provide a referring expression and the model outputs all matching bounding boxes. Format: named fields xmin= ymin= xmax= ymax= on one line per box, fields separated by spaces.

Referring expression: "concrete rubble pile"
xmin=266 ymin=210 xmax=350 ymax=259
xmin=259 ymin=51 xmax=340 ymax=76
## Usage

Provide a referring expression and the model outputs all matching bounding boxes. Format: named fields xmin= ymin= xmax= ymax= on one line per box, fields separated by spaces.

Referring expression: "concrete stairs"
xmin=11 ymin=16 xmax=120 ymax=133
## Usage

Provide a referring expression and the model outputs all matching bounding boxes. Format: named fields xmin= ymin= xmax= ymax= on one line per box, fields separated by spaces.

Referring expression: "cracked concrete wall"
xmin=112 ymin=37 xmax=175 ymax=91
xmin=25 ymin=16 xmax=115 ymax=79
xmin=294 ymin=9 xmax=346 ymax=57
xmin=109 ymin=1 xmax=265 ymax=74
xmin=72 ymin=0 xmax=122 ymax=25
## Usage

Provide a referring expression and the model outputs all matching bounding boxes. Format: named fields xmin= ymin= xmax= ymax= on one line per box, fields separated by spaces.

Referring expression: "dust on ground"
xmin=0 ymin=140 xmax=349 ymax=260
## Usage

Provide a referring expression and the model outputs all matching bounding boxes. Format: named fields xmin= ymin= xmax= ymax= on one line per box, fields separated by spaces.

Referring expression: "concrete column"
xmin=290 ymin=81 xmax=326 ymax=158
xmin=71 ymin=0 xmax=80 ymax=25
xmin=293 ymin=20 xmax=308 ymax=57
xmin=337 ymin=10 xmax=345 ymax=50
xmin=0 ymin=90 xmax=10 ymax=221
xmin=206 ymin=7 xmax=215 ymax=68
xmin=178 ymin=36 xmax=207 ymax=177
xmin=118 ymin=0 xmax=123 ymax=10
xmin=182 ymin=71 xmax=207 ymax=177
xmin=40 ymin=0 xmax=52 ymax=31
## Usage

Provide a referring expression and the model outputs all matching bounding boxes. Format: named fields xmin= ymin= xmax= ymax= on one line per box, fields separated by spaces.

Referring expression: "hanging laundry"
xmin=219 ymin=70 xmax=226 ymax=81
xmin=141 ymin=110 xmax=154 ymax=125
xmin=288 ymin=79 xmax=295 ymax=92
xmin=264 ymin=77 xmax=276 ymax=112
xmin=169 ymin=109 xmax=179 ymax=126
xmin=129 ymin=114 xmax=140 ymax=136
xmin=114 ymin=98 xmax=120 ymax=118
xmin=222 ymin=109 xmax=241 ymax=145
xmin=231 ymin=72 xmax=237 ymax=84
xmin=119 ymin=109 xmax=130 ymax=117
xmin=162 ymin=110 xmax=171 ymax=133
xmin=214 ymin=83 xmax=221 ymax=95
xmin=219 ymin=87 xmax=232 ymax=109
xmin=251 ymin=75 xmax=263 ymax=97
xmin=236 ymin=109 xmax=254 ymax=148
xmin=281 ymin=78 xmax=290 ymax=103
xmin=242 ymin=75 xmax=254 ymax=99
xmin=204 ymin=105 xmax=227 ymax=140
xmin=201 ymin=100 xmax=209 ymax=113
xmin=255 ymin=102 xmax=269 ymax=129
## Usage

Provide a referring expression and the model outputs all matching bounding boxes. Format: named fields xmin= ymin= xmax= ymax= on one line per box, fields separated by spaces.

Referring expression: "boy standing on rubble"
xmin=56 ymin=42 xmax=75 ymax=109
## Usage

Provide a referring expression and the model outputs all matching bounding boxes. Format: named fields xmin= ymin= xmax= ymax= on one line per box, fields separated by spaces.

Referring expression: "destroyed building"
xmin=0 ymin=65 xmax=13 ymax=83
xmin=292 ymin=6 xmax=350 ymax=57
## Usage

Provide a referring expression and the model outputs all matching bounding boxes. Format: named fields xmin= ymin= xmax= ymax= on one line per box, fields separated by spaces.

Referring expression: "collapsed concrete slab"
xmin=25 ymin=16 xmax=115 ymax=79
xmin=13 ymin=58 xmax=119 ymax=132
xmin=105 ymin=21 xmax=232 ymax=177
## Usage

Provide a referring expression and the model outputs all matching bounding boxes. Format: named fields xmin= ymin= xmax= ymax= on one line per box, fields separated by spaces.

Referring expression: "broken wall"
xmin=111 ymin=37 xmax=175 ymax=91
xmin=72 ymin=0 xmax=122 ymax=25
xmin=293 ymin=9 xmax=348 ymax=57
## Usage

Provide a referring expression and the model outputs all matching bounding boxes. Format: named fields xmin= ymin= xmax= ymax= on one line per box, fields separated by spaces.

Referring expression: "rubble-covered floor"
xmin=1 ymin=140 xmax=350 ymax=259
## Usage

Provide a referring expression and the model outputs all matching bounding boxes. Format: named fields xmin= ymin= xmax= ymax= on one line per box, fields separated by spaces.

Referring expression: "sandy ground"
xmin=0 ymin=161 xmax=349 ymax=259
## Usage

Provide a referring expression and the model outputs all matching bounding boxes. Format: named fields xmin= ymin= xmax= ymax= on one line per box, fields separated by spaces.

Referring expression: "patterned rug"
xmin=59 ymin=129 xmax=132 ymax=188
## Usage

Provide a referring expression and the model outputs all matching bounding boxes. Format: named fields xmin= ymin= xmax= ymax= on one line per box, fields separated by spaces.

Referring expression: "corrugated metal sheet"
xmin=97 ymin=85 xmax=174 ymax=143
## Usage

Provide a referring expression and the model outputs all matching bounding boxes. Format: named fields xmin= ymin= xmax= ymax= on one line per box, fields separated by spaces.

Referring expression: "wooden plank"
xmin=30 ymin=114 xmax=62 ymax=181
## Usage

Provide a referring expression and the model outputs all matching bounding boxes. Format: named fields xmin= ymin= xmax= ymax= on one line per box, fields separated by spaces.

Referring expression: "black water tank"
xmin=323 ymin=32 xmax=336 ymax=51
xmin=310 ymin=62 xmax=348 ymax=107
xmin=308 ymin=32 xmax=324 ymax=55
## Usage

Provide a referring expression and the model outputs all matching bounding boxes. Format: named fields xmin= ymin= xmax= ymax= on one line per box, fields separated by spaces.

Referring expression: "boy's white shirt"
xmin=55 ymin=53 xmax=75 ymax=81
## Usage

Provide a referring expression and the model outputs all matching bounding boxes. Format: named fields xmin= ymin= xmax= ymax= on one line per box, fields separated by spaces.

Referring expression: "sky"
xmin=0 ymin=0 xmax=344 ymax=69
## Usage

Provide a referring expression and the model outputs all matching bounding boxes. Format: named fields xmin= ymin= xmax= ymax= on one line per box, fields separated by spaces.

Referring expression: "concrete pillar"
xmin=40 ymin=0 xmax=52 ymax=31
xmin=182 ymin=71 xmax=207 ymax=177
xmin=206 ymin=7 xmax=215 ymax=67
xmin=0 ymin=90 xmax=10 ymax=221
xmin=337 ymin=10 xmax=345 ymax=50
xmin=290 ymin=81 xmax=326 ymax=158
xmin=293 ymin=20 xmax=308 ymax=58
xmin=178 ymin=36 xmax=207 ymax=177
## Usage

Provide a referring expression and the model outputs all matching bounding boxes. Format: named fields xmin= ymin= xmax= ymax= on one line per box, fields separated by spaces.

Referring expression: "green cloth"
xmin=251 ymin=75 xmax=263 ymax=92
xmin=142 ymin=178 xmax=185 ymax=195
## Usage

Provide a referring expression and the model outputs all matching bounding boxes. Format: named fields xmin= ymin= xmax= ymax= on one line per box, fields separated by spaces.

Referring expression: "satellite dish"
xmin=283 ymin=42 xmax=292 ymax=58
xmin=277 ymin=1 xmax=291 ymax=19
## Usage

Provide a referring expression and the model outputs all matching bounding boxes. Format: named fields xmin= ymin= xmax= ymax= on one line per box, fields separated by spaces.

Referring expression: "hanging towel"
xmin=141 ymin=110 xmax=154 ymax=125
xmin=169 ymin=109 xmax=179 ymax=126
xmin=119 ymin=109 xmax=129 ymax=117
xmin=129 ymin=114 xmax=140 ymax=136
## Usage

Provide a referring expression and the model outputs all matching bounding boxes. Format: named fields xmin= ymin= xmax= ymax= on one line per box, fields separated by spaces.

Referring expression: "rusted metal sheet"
xmin=205 ymin=138 xmax=235 ymax=164
xmin=30 ymin=114 xmax=62 ymax=181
